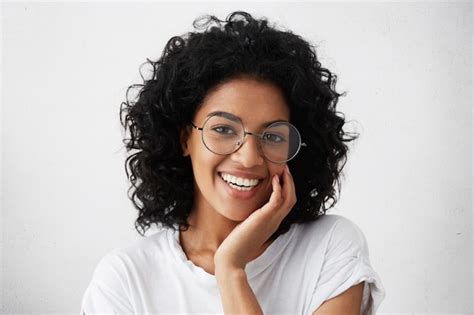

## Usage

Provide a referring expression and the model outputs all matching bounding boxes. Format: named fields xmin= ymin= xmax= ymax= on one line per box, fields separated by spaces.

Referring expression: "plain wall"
xmin=1 ymin=1 xmax=472 ymax=313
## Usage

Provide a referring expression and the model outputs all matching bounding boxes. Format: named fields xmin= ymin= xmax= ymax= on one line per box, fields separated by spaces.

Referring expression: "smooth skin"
xmin=180 ymin=76 xmax=363 ymax=314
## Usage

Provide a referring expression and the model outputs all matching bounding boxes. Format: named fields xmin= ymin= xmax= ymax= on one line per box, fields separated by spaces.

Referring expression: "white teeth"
xmin=228 ymin=182 xmax=253 ymax=191
xmin=220 ymin=173 xmax=260 ymax=189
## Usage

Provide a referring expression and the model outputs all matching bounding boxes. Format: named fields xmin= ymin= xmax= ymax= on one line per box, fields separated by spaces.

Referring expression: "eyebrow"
xmin=206 ymin=111 xmax=288 ymax=128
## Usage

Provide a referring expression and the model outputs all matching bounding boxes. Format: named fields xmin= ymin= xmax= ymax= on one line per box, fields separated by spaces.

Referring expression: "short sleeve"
xmin=81 ymin=253 xmax=134 ymax=314
xmin=308 ymin=217 xmax=385 ymax=315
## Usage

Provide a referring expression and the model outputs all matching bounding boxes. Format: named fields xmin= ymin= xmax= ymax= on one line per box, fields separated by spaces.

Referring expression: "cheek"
xmin=190 ymin=150 xmax=224 ymax=185
xmin=268 ymin=164 xmax=285 ymax=181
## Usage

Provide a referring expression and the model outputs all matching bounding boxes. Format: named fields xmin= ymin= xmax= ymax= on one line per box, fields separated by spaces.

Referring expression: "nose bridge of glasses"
xmin=244 ymin=130 xmax=262 ymax=139
xmin=235 ymin=130 xmax=264 ymax=158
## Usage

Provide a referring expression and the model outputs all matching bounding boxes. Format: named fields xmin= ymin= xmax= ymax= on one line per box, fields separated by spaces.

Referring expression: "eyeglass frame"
xmin=190 ymin=113 xmax=307 ymax=164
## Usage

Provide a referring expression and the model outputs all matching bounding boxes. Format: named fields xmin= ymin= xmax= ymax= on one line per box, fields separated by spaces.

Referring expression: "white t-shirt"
xmin=81 ymin=214 xmax=385 ymax=314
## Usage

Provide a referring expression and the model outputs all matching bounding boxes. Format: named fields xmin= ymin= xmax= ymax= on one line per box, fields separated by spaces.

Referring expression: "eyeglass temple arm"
xmin=191 ymin=122 xmax=203 ymax=131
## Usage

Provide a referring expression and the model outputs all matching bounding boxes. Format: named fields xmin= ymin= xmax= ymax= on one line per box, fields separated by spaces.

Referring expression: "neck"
xmin=178 ymin=190 xmax=276 ymax=268
xmin=180 ymin=205 xmax=239 ymax=254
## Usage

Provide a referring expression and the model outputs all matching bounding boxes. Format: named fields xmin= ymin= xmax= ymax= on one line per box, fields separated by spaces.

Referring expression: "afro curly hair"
xmin=120 ymin=11 xmax=359 ymax=238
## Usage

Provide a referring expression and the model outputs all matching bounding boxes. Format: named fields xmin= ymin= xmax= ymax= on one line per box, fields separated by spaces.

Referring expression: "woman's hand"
xmin=214 ymin=164 xmax=297 ymax=272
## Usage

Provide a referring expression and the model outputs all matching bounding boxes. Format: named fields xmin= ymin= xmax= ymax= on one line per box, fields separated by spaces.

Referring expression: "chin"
xmin=219 ymin=206 xmax=256 ymax=222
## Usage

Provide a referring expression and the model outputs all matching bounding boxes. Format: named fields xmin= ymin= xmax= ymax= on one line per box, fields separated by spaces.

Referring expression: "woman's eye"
xmin=263 ymin=133 xmax=285 ymax=143
xmin=213 ymin=126 xmax=236 ymax=135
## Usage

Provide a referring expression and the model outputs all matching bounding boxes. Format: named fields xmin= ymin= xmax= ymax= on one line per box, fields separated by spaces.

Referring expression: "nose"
xmin=230 ymin=134 xmax=264 ymax=168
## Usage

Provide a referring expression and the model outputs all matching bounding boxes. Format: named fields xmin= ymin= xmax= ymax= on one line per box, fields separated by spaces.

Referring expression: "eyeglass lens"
xmin=201 ymin=115 xmax=302 ymax=163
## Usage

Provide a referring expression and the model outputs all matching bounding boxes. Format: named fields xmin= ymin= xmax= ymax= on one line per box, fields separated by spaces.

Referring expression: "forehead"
xmin=195 ymin=77 xmax=290 ymax=127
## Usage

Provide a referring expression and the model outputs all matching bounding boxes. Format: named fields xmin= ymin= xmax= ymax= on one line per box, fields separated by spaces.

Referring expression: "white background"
xmin=1 ymin=1 xmax=472 ymax=313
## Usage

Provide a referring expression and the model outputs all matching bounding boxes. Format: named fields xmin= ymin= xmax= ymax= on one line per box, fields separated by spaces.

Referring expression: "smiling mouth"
xmin=218 ymin=172 xmax=262 ymax=191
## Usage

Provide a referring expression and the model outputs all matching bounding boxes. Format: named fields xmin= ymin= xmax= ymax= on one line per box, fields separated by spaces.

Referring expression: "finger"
xmin=271 ymin=174 xmax=283 ymax=205
xmin=281 ymin=165 xmax=297 ymax=212
xmin=263 ymin=174 xmax=282 ymax=212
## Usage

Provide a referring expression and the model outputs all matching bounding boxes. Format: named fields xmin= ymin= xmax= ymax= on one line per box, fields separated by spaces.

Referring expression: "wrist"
xmin=214 ymin=264 xmax=246 ymax=281
xmin=214 ymin=253 xmax=245 ymax=273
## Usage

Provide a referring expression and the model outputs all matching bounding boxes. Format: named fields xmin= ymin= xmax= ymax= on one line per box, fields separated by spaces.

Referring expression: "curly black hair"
xmin=120 ymin=11 xmax=359 ymax=238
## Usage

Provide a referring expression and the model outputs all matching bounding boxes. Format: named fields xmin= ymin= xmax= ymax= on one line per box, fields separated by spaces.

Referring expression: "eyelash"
xmin=213 ymin=126 xmax=236 ymax=134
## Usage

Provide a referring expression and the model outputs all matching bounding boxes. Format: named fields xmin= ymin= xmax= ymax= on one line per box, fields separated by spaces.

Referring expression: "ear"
xmin=179 ymin=126 xmax=191 ymax=157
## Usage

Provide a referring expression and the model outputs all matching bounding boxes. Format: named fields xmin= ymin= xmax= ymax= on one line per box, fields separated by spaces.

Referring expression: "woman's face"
xmin=181 ymin=76 xmax=290 ymax=222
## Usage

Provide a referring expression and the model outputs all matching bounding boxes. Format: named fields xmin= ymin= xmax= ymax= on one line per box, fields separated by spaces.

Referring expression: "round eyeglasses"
xmin=190 ymin=112 xmax=306 ymax=163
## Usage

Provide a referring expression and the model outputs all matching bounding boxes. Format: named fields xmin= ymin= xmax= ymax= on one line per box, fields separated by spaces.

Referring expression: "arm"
xmin=215 ymin=266 xmax=263 ymax=315
xmin=313 ymin=282 xmax=364 ymax=315
xmin=214 ymin=165 xmax=296 ymax=314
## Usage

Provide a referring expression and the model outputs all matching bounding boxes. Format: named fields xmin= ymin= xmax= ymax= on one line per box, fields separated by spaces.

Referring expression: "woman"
xmin=81 ymin=11 xmax=385 ymax=314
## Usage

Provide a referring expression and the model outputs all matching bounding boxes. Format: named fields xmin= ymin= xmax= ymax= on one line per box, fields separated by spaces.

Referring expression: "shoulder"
xmin=90 ymin=228 xmax=172 ymax=282
xmin=288 ymin=214 xmax=370 ymax=264
xmin=295 ymin=214 xmax=367 ymax=246
xmin=299 ymin=215 xmax=386 ymax=314
xmin=81 ymin=229 xmax=173 ymax=313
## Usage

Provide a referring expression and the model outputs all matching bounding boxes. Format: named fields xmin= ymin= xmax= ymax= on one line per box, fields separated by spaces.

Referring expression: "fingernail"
xmin=285 ymin=165 xmax=290 ymax=174
xmin=274 ymin=175 xmax=280 ymax=184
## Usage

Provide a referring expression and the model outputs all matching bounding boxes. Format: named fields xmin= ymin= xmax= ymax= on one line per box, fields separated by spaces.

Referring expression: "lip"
xmin=217 ymin=172 xmax=264 ymax=200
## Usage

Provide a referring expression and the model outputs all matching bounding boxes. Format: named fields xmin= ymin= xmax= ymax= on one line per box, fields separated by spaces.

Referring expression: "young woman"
xmin=81 ymin=11 xmax=385 ymax=314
